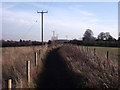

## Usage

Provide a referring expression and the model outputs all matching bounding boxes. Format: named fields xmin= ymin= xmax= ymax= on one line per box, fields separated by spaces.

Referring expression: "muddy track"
xmin=35 ymin=47 xmax=76 ymax=88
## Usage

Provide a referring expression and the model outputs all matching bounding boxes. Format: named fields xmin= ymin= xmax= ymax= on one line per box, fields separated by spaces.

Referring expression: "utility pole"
xmin=66 ymin=35 xmax=68 ymax=40
xmin=37 ymin=10 xmax=48 ymax=45
xmin=52 ymin=31 xmax=55 ymax=37
xmin=52 ymin=31 xmax=55 ymax=41
xmin=56 ymin=34 xmax=58 ymax=40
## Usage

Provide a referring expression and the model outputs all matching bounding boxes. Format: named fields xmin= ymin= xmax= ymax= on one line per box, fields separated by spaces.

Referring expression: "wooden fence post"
xmin=8 ymin=79 xmax=12 ymax=89
xmin=106 ymin=50 xmax=110 ymax=69
xmin=107 ymin=50 xmax=109 ymax=61
xmin=39 ymin=50 xmax=40 ymax=58
xmin=94 ymin=48 xmax=96 ymax=56
xmin=26 ymin=61 xmax=30 ymax=87
xmin=20 ymin=79 xmax=22 ymax=88
xmin=35 ymin=52 xmax=37 ymax=67
xmin=87 ymin=46 xmax=88 ymax=59
xmin=93 ymin=48 xmax=96 ymax=62
xmin=87 ymin=46 xmax=88 ymax=52
xmin=81 ymin=46 xmax=83 ymax=52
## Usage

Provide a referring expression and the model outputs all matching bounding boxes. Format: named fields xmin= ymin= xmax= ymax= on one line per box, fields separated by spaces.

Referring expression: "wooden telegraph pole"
xmin=37 ymin=11 xmax=48 ymax=45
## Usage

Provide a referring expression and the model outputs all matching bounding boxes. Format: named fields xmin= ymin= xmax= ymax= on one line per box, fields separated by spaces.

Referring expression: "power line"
xmin=20 ymin=16 xmax=40 ymax=39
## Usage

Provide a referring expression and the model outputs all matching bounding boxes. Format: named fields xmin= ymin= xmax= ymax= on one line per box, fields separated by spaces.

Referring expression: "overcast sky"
xmin=2 ymin=2 xmax=118 ymax=41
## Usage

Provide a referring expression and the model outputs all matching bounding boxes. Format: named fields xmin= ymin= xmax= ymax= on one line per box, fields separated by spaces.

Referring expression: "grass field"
xmin=81 ymin=46 xmax=119 ymax=62
xmin=59 ymin=44 xmax=118 ymax=88
xmin=2 ymin=45 xmax=48 ymax=88
xmin=2 ymin=44 xmax=118 ymax=88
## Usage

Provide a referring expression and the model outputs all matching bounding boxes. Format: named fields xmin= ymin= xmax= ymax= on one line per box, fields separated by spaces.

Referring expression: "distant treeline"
xmin=69 ymin=29 xmax=120 ymax=48
xmin=1 ymin=39 xmax=120 ymax=48
xmin=70 ymin=39 xmax=120 ymax=48
xmin=1 ymin=29 xmax=120 ymax=47
xmin=1 ymin=40 xmax=46 ymax=47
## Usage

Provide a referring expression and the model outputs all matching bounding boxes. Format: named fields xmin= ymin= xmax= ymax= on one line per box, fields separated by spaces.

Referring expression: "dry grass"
xmin=83 ymin=46 xmax=119 ymax=62
xmin=59 ymin=44 xmax=118 ymax=88
xmin=2 ymin=44 xmax=118 ymax=88
xmin=2 ymin=45 xmax=48 ymax=88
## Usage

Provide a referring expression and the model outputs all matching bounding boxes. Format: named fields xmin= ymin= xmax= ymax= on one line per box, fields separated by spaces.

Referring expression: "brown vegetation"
xmin=2 ymin=45 xmax=48 ymax=88
xmin=2 ymin=44 xmax=118 ymax=89
xmin=59 ymin=44 xmax=118 ymax=88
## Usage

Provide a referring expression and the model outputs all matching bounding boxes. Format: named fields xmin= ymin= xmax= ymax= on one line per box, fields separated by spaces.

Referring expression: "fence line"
xmin=5 ymin=45 xmax=48 ymax=88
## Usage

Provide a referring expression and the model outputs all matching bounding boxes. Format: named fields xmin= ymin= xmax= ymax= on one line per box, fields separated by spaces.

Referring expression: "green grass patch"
xmin=81 ymin=46 xmax=118 ymax=62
